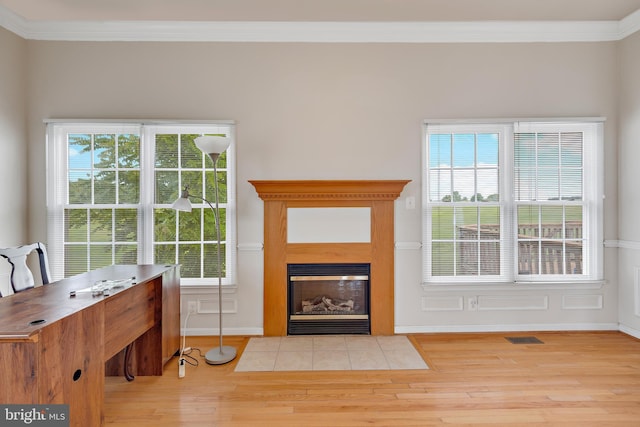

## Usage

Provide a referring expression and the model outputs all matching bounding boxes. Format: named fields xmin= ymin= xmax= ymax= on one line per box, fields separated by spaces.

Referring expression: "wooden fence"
xmin=456 ymin=222 xmax=583 ymax=275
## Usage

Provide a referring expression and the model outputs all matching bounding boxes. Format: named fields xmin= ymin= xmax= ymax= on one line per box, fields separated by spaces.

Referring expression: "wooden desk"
xmin=0 ymin=264 xmax=180 ymax=426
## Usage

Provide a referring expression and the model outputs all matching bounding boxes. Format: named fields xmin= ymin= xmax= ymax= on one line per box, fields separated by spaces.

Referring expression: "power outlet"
xmin=187 ymin=301 xmax=197 ymax=314
xmin=468 ymin=297 xmax=478 ymax=311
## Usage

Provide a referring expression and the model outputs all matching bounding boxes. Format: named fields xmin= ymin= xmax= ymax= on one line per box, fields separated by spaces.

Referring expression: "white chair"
xmin=0 ymin=242 xmax=51 ymax=297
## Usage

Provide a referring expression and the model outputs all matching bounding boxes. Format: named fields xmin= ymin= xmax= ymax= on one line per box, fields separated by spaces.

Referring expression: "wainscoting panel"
xmin=478 ymin=295 xmax=549 ymax=311
xmin=196 ymin=298 xmax=238 ymax=314
xmin=421 ymin=296 xmax=464 ymax=312
xmin=562 ymin=294 xmax=603 ymax=310
xmin=635 ymin=266 xmax=640 ymax=317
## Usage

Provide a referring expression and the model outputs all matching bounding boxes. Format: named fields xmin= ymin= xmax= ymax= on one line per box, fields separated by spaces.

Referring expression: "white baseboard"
xmin=185 ymin=324 xmax=625 ymax=336
xmin=618 ymin=324 xmax=640 ymax=339
xmin=395 ymin=322 xmax=619 ymax=334
xmin=183 ymin=327 xmax=263 ymax=336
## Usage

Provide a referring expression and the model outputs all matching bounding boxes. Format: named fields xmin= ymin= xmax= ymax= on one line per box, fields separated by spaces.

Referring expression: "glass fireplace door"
xmin=287 ymin=263 xmax=370 ymax=335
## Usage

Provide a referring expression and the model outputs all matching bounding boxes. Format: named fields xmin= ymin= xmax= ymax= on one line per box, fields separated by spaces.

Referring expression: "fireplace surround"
xmin=250 ymin=180 xmax=410 ymax=336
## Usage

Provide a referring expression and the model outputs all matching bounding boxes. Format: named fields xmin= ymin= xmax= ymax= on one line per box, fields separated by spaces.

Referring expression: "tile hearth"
xmin=234 ymin=335 xmax=428 ymax=372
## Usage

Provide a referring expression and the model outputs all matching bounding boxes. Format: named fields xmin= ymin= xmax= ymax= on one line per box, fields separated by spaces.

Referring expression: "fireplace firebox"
xmin=288 ymin=263 xmax=370 ymax=335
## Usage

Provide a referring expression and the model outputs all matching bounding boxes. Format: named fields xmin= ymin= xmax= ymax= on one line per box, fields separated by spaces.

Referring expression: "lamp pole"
xmin=172 ymin=135 xmax=236 ymax=365
xmin=202 ymin=149 xmax=236 ymax=364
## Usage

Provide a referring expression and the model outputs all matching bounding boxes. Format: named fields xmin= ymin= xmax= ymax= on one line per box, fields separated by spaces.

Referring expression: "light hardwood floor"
xmin=104 ymin=331 xmax=640 ymax=426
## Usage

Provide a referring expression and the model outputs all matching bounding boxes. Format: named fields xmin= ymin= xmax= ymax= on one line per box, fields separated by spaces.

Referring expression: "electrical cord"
xmin=178 ymin=311 xmax=204 ymax=370
xmin=179 ymin=311 xmax=191 ymax=361
xmin=180 ymin=348 xmax=200 ymax=367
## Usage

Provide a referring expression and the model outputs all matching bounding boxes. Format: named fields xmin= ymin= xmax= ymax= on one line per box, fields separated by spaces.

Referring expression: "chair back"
xmin=0 ymin=242 xmax=51 ymax=296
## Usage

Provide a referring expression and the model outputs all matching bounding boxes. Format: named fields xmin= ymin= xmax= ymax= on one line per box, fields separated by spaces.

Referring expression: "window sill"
xmin=421 ymin=280 xmax=606 ymax=292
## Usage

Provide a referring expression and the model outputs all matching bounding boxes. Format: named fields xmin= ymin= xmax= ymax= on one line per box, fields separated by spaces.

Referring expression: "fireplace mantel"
xmin=249 ymin=180 xmax=410 ymax=201
xmin=250 ymin=179 xmax=410 ymax=336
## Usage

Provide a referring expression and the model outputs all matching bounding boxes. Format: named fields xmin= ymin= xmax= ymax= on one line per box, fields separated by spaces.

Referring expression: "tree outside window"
xmin=47 ymin=122 xmax=236 ymax=285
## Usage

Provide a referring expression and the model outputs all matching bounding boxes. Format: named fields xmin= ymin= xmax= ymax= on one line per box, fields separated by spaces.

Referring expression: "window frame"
xmin=422 ymin=119 xmax=604 ymax=285
xmin=46 ymin=120 xmax=237 ymax=287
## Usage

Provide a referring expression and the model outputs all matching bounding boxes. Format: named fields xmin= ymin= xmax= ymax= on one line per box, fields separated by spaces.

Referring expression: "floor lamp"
xmin=171 ymin=135 xmax=236 ymax=365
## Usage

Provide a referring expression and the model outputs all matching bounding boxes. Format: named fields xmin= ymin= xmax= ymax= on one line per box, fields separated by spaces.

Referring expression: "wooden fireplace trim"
xmin=249 ymin=180 xmax=410 ymax=336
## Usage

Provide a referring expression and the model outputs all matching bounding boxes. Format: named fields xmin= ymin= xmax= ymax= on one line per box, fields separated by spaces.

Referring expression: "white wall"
xmin=18 ymin=39 xmax=622 ymax=334
xmin=617 ymin=31 xmax=640 ymax=337
xmin=0 ymin=28 xmax=27 ymax=244
xmin=0 ymin=28 xmax=28 ymax=288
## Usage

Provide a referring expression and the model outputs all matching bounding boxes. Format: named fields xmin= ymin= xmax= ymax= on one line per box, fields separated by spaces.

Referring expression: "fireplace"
xmin=288 ymin=263 xmax=370 ymax=335
xmin=249 ymin=180 xmax=410 ymax=336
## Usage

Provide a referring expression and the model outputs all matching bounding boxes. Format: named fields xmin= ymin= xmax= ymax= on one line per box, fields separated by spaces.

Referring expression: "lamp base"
xmin=205 ymin=345 xmax=237 ymax=365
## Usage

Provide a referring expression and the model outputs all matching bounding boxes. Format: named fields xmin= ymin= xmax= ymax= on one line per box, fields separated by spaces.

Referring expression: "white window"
xmin=46 ymin=121 xmax=236 ymax=286
xmin=422 ymin=120 xmax=603 ymax=284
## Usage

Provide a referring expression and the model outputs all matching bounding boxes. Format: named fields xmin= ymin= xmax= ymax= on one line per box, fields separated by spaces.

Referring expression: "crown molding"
xmin=0 ymin=4 xmax=26 ymax=36
xmin=619 ymin=7 xmax=640 ymax=39
xmin=1 ymin=5 xmax=639 ymax=43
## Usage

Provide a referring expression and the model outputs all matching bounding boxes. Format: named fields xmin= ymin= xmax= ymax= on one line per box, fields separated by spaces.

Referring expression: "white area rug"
xmin=234 ymin=335 xmax=429 ymax=372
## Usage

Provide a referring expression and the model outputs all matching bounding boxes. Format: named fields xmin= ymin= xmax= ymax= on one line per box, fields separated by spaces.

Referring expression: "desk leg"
xmin=40 ymin=303 xmax=104 ymax=427
xmin=0 ymin=341 xmax=38 ymax=403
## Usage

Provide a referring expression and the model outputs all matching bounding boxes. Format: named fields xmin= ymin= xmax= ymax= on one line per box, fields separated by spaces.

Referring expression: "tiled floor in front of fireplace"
xmin=234 ymin=335 xmax=429 ymax=372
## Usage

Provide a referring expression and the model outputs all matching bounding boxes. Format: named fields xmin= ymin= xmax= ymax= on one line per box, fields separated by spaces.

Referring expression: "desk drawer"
xmin=103 ymin=281 xmax=155 ymax=360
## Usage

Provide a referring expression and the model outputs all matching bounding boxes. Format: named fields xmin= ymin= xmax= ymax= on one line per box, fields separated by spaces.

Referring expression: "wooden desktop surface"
xmin=0 ymin=264 xmax=180 ymax=427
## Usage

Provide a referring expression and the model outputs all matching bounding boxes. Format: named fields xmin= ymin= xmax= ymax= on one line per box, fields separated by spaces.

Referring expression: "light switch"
xmin=406 ymin=196 xmax=416 ymax=209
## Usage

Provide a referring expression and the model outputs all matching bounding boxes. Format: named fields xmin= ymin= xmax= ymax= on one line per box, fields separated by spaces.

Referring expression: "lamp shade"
xmin=194 ymin=136 xmax=231 ymax=156
xmin=171 ymin=191 xmax=193 ymax=212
